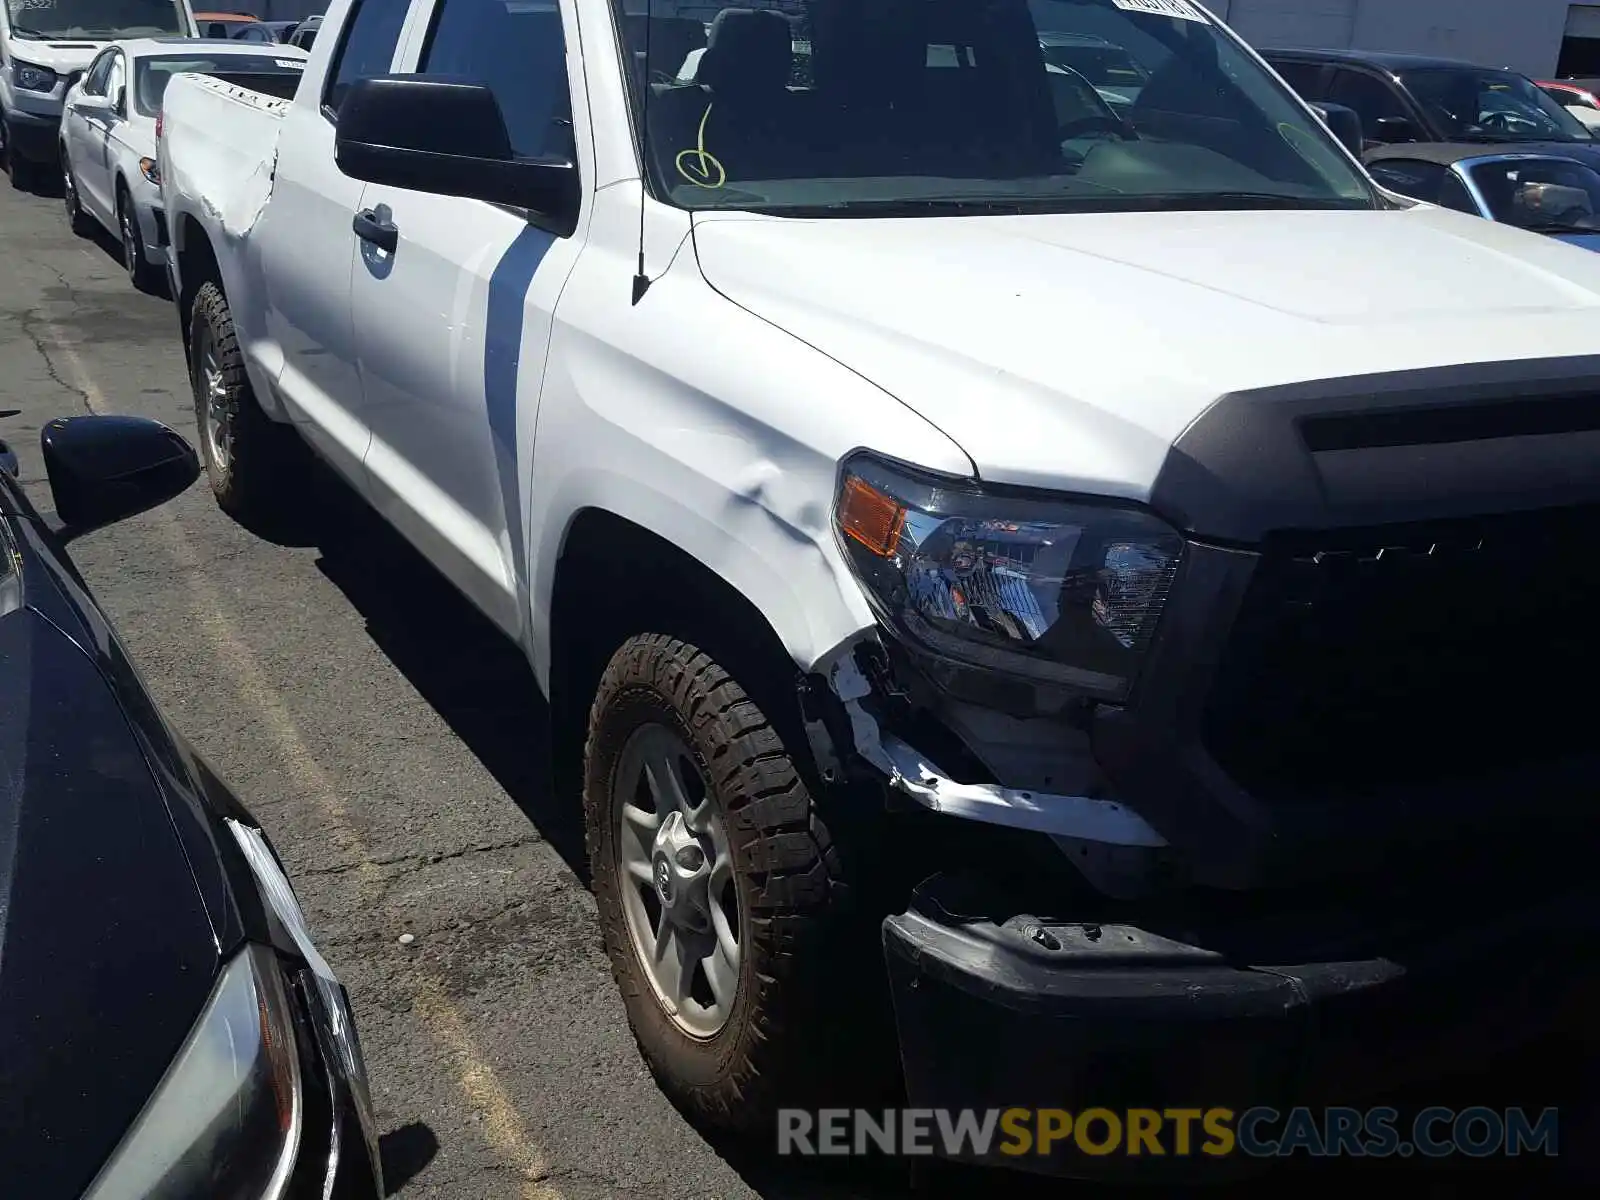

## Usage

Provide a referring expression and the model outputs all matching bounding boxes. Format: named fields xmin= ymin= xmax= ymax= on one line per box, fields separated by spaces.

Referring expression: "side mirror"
xmin=112 ymin=85 xmax=125 ymax=115
xmin=1310 ymin=101 xmax=1364 ymax=158
xmin=40 ymin=416 xmax=199 ymax=539
xmin=334 ymin=76 xmax=580 ymax=236
xmin=1373 ymin=115 xmax=1418 ymax=143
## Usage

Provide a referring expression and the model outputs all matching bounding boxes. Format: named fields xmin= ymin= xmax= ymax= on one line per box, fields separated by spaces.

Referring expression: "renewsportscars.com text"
xmin=777 ymin=1106 xmax=1560 ymax=1159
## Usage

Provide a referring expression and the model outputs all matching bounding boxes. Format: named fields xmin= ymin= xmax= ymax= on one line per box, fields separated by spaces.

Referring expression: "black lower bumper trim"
xmin=883 ymin=872 xmax=1600 ymax=1181
xmin=4 ymin=108 xmax=60 ymax=163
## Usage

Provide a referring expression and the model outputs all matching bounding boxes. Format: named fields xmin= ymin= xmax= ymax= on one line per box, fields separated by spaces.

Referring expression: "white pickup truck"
xmin=158 ymin=0 xmax=1600 ymax=1176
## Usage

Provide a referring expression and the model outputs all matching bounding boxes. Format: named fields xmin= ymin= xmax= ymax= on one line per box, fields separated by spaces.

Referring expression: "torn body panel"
xmin=819 ymin=635 xmax=1172 ymax=898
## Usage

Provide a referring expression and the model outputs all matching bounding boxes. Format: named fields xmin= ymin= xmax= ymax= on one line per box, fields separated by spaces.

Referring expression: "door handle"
xmin=352 ymin=208 xmax=398 ymax=253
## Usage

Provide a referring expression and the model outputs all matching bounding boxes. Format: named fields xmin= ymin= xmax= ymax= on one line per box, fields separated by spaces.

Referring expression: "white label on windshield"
xmin=275 ymin=60 xmax=306 ymax=69
xmin=1111 ymin=0 xmax=1210 ymax=22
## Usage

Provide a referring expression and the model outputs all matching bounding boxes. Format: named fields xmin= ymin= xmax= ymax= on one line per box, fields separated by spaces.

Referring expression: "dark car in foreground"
xmin=1262 ymin=49 xmax=1600 ymax=163
xmin=0 ymin=415 xmax=381 ymax=1200
xmin=1366 ymin=144 xmax=1600 ymax=250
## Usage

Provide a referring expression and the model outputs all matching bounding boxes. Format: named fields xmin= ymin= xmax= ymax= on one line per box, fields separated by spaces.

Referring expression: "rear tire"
xmin=189 ymin=280 xmax=303 ymax=529
xmin=585 ymin=634 xmax=896 ymax=1135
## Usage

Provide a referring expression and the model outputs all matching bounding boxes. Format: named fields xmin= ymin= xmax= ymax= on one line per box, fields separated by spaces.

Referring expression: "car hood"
xmin=0 ymin=605 xmax=217 ymax=1199
xmin=3 ymin=39 xmax=105 ymax=73
xmin=692 ymin=204 xmax=1600 ymax=497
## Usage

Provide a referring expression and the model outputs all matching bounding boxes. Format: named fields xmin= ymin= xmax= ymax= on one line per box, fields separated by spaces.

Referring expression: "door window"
xmin=1367 ymin=159 xmax=1445 ymax=203
xmin=418 ymin=0 xmax=573 ymax=160
xmin=105 ymin=54 xmax=127 ymax=115
xmin=324 ymin=0 xmax=411 ymax=116
xmin=1438 ymin=170 xmax=1480 ymax=214
xmin=1269 ymin=59 xmax=1326 ymax=99
xmin=82 ymin=50 xmax=114 ymax=97
xmin=1326 ymin=68 xmax=1410 ymax=142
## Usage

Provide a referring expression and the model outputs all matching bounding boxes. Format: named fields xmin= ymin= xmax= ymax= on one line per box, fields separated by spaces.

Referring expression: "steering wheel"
xmin=1058 ymin=114 xmax=1136 ymax=142
xmin=1478 ymin=109 xmax=1534 ymax=135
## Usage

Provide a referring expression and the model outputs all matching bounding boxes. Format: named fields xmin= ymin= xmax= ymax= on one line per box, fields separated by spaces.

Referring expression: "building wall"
xmin=1212 ymin=0 xmax=1574 ymax=80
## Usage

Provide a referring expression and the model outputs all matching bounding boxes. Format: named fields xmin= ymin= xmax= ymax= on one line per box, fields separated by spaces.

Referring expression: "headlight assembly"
xmin=81 ymin=944 xmax=302 ymax=1200
xmin=834 ymin=454 xmax=1183 ymax=702
xmin=13 ymin=61 xmax=58 ymax=93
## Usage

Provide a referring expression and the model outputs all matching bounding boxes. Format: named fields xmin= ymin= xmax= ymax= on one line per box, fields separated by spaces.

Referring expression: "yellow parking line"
xmin=40 ymin=325 xmax=562 ymax=1200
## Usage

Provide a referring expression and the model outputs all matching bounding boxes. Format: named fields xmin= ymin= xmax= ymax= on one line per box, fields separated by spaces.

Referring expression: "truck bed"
xmin=157 ymin=71 xmax=291 ymax=242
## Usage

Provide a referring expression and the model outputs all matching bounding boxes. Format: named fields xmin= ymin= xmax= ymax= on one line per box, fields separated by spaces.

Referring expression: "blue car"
xmin=1366 ymin=144 xmax=1600 ymax=250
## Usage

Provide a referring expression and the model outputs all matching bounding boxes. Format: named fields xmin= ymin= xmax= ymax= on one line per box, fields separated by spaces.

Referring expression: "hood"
xmin=693 ymin=204 xmax=1600 ymax=496
xmin=0 ymin=604 xmax=217 ymax=1199
xmin=3 ymin=39 xmax=105 ymax=73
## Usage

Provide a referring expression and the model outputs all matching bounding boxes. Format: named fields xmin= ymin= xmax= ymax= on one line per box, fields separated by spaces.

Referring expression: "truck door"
xmin=259 ymin=0 xmax=412 ymax=489
xmin=348 ymin=0 xmax=586 ymax=638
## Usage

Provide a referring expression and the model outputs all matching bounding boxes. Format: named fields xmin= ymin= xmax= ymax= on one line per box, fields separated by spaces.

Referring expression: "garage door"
xmin=1218 ymin=0 xmax=1359 ymax=49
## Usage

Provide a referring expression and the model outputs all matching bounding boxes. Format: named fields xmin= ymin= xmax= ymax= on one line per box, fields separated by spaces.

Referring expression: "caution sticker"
xmin=1111 ymin=0 xmax=1210 ymax=22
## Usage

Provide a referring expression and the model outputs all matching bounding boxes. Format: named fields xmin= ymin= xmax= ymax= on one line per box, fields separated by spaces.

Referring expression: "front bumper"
xmin=4 ymin=106 xmax=60 ymax=164
xmin=884 ymin=870 xmax=1600 ymax=1182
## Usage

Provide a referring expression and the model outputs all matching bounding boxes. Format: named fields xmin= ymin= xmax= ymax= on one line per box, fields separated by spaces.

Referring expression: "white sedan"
xmin=59 ymin=38 xmax=307 ymax=292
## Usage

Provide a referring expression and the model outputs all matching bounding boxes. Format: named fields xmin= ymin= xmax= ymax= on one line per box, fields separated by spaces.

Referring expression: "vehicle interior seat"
xmin=644 ymin=7 xmax=803 ymax=190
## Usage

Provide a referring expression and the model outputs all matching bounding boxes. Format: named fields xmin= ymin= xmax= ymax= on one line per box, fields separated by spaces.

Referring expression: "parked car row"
xmin=2 ymin=0 xmax=1598 ymax=1193
xmin=0 ymin=0 xmax=321 ymax=191
xmin=1267 ymin=47 xmax=1600 ymax=244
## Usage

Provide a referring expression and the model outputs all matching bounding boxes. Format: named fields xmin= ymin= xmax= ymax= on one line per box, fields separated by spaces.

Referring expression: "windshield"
xmin=1465 ymin=157 xmax=1600 ymax=232
xmin=133 ymin=53 xmax=304 ymax=115
xmin=5 ymin=0 xmax=187 ymax=37
xmin=1401 ymin=67 xmax=1595 ymax=143
xmin=617 ymin=0 xmax=1376 ymax=214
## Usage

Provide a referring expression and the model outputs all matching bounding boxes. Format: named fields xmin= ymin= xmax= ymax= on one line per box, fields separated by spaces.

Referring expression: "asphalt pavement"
xmin=0 ymin=175 xmax=1592 ymax=1200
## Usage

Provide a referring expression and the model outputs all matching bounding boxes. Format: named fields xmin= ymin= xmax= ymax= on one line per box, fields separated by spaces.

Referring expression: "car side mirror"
xmin=40 ymin=415 xmax=199 ymax=540
xmin=334 ymin=76 xmax=580 ymax=237
xmin=1373 ymin=115 xmax=1418 ymax=143
xmin=1310 ymin=101 xmax=1364 ymax=158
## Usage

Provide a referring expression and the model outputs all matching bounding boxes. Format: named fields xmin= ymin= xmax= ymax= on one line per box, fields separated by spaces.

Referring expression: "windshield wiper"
xmin=7 ymin=24 xmax=49 ymax=38
xmin=765 ymin=197 xmax=1077 ymax=217
xmin=761 ymin=193 xmax=1367 ymax=218
xmin=1124 ymin=192 xmax=1369 ymax=211
xmin=1523 ymin=221 xmax=1600 ymax=235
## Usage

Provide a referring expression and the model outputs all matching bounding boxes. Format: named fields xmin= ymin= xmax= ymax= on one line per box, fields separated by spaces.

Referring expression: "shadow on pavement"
xmin=283 ymin=455 xmax=589 ymax=883
xmin=379 ymin=1121 xmax=441 ymax=1196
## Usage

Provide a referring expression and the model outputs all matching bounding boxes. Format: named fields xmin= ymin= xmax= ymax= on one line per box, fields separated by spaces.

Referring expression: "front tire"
xmin=586 ymin=634 xmax=889 ymax=1134
xmin=118 ymin=186 xmax=158 ymax=292
xmin=5 ymin=128 xmax=38 ymax=192
xmin=62 ymin=151 xmax=93 ymax=236
xmin=189 ymin=280 xmax=303 ymax=528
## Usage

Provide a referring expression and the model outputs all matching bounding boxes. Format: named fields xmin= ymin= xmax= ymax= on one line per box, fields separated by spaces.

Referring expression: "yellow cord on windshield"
xmin=676 ymin=103 xmax=727 ymax=189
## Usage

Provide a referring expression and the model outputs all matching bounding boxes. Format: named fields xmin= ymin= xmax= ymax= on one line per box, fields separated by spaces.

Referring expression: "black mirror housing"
xmin=1310 ymin=101 xmax=1365 ymax=159
xmin=41 ymin=415 xmax=199 ymax=539
xmin=334 ymin=76 xmax=580 ymax=236
xmin=1373 ymin=114 xmax=1418 ymax=143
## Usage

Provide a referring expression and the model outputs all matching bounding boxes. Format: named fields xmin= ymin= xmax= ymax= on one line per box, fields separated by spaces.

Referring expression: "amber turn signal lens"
xmin=838 ymin=474 xmax=906 ymax=557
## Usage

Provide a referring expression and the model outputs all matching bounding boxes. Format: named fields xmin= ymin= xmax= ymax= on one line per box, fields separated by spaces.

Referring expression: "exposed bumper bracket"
xmin=828 ymin=653 xmax=1166 ymax=848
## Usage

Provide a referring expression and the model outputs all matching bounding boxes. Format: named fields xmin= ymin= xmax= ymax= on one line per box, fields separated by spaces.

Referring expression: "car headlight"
xmin=81 ymin=945 xmax=302 ymax=1200
xmin=833 ymin=454 xmax=1183 ymax=701
xmin=13 ymin=61 xmax=58 ymax=92
xmin=139 ymin=156 xmax=161 ymax=185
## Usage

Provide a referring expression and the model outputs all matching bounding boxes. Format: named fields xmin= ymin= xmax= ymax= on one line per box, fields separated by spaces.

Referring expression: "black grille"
xmin=1202 ymin=504 xmax=1600 ymax=801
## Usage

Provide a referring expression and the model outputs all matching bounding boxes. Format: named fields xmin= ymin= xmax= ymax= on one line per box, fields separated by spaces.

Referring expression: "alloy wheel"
xmin=612 ymin=722 xmax=742 ymax=1039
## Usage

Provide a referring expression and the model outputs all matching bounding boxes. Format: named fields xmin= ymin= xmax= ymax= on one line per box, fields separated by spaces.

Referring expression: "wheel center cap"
xmin=650 ymin=810 xmax=710 ymax=927
xmin=653 ymin=855 xmax=675 ymax=907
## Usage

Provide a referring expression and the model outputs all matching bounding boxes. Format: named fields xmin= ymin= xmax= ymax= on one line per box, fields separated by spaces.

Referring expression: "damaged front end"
xmin=801 ymin=448 xmax=1600 ymax=1180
